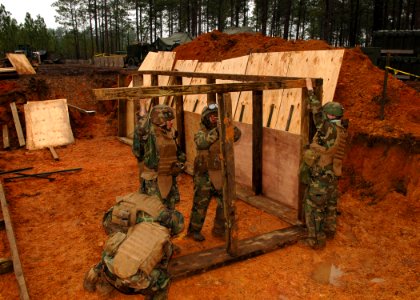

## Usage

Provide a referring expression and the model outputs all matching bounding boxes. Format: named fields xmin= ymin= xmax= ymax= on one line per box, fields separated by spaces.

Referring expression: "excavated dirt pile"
xmin=0 ymin=31 xmax=419 ymax=299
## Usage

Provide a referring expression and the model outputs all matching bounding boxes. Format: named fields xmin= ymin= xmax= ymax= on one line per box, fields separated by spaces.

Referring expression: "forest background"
xmin=0 ymin=0 xmax=419 ymax=60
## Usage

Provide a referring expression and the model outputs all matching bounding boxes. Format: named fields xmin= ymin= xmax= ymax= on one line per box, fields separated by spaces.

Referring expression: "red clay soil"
xmin=0 ymin=32 xmax=419 ymax=299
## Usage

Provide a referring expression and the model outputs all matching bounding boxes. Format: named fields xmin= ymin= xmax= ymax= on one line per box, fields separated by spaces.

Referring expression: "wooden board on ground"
xmin=10 ymin=102 xmax=25 ymax=147
xmin=183 ymin=62 xmax=221 ymax=113
xmin=24 ymin=99 xmax=74 ymax=150
xmin=6 ymin=53 xmax=36 ymax=75
xmin=0 ymin=183 xmax=30 ymax=299
xmin=169 ymin=226 xmax=306 ymax=279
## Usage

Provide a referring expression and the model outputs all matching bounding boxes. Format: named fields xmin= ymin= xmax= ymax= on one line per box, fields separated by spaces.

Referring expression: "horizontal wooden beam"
xmin=169 ymin=225 xmax=306 ymax=279
xmin=94 ymin=80 xmax=310 ymax=100
xmin=135 ymin=70 xmax=323 ymax=83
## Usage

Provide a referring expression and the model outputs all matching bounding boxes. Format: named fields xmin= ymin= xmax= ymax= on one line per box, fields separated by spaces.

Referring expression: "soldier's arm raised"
xmin=194 ymin=128 xmax=219 ymax=150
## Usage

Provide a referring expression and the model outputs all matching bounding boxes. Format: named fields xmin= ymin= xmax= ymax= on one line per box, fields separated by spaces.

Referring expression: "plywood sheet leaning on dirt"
xmin=6 ymin=53 xmax=36 ymax=75
xmin=216 ymin=55 xmax=250 ymax=118
xmin=24 ymin=99 xmax=74 ymax=150
xmin=238 ymin=49 xmax=344 ymax=134
xmin=183 ymin=61 xmax=221 ymax=113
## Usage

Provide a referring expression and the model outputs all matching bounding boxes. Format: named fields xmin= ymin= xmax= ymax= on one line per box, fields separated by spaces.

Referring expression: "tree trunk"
xmin=283 ymin=0 xmax=292 ymax=39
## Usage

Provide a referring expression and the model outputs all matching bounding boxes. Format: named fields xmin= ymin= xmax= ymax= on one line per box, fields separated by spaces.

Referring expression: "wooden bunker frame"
xmin=93 ymin=70 xmax=323 ymax=279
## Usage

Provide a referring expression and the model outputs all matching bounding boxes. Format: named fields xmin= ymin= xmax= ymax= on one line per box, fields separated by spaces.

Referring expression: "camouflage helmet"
xmin=323 ymin=102 xmax=344 ymax=118
xmin=156 ymin=209 xmax=185 ymax=236
xmin=201 ymin=103 xmax=218 ymax=129
xmin=150 ymin=104 xmax=175 ymax=126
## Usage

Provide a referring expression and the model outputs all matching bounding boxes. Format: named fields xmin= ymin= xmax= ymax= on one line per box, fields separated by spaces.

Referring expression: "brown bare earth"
xmin=1 ymin=32 xmax=419 ymax=300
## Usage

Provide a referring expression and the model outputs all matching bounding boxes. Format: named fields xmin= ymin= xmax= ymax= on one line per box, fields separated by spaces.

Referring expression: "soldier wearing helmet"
xmin=300 ymin=78 xmax=348 ymax=249
xmin=132 ymin=103 xmax=186 ymax=210
xmin=187 ymin=103 xmax=241 ymax=242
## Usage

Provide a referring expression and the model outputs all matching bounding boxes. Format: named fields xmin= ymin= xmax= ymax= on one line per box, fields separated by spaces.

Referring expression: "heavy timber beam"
xmin=94 ymin=80 xmax=311 ymax=100
xmin=136 ymin=70 xmax=323 ymax=84
xmin=169 ymin=225 xmax=306 ymax=279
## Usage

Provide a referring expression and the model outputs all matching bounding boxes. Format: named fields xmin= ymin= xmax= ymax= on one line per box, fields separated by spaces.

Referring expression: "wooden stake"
xmin=2 ymin=124 xmax=10 ymax=149
xmin=10 ymin=102 xmax=25 ymax=147
xmin=48 ymin=146 xmax=59 ymax=161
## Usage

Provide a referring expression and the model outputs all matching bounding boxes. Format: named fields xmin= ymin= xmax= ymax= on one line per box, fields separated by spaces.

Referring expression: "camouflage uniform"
xmin=85 ymin=197 xmax=184 ymax=300
xmin=187 ymin=104 xmax=241 ymax=240
xmin=300 ymin=92 xmax=347 ymax=249
xmin=132 ymin=105 xmax=186 ymax=209
xmin=84 ymin=223 xmax=174 ymax=299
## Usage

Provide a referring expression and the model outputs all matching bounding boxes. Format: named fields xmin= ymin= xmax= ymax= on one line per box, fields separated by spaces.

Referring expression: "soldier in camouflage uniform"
xmin=84 ymin=196 xmax=184 ymax=300
xmin=300 ymin=78 xmax=348 ymax=249
xmin=132 ymin=104 xmax=186 ymax=210
xmin=187 ymin=103 xmax=241 ymax=242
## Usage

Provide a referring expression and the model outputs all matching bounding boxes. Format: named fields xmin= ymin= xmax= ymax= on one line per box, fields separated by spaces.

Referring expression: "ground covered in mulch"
xmin=0 ymin=31 xmax=419 ymax=299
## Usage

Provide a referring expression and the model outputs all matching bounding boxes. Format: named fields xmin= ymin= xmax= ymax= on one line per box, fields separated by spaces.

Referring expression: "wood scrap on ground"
xmin=5 ymin=53 xmax=36 ymax=75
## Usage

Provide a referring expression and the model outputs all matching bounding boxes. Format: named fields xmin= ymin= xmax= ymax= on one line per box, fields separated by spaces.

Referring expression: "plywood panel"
xmin=173 ymin=59 xmax=199 ymax=86
xmin=184 ymin=111 xmax=202 ymax=173
xmin=24 ymin=99 xmax=74 ymax=150
xmin=183 ymin=62 xmax=221 ymax=113
xmin=216 ymin=56 xmax=250 ymax=118
xmin=236 ymin=50 xmax=344 ymax=133
xmin=234 ymin=122 xmax=301 ymax=209
xmin=6 ymin=53 xmax=36 ymax=75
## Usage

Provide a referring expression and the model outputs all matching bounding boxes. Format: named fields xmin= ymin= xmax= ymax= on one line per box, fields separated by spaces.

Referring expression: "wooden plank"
xmin=252 ymin=90 xmax=263 ymax=195
xmin=93 ymin=80 xmax=309 ymax=100
xmin=2 ymin=124 xmax=10 ymax=149
xmin=6 ymin=53 xmax=36 ymax=75
xmin=117 ymin=100 xmax=127 ymax=137
xmin=48 ymin=146 xmax=59 ymax=161
xmin=174 ymin=76 xmax=186 ymax=153
xmin=236 ymin=185 xmax=300 ymax=225
xmin=218 ymin=93 xmax=238 ymax=256
xmin=24 ymin=99 xmax=74 ymax=150
xmin=0 ymin=183 xmax=30 ymax=300
xmin=169 ymin=225 xmax=306 ymax=279
xmin=117 ymin=137 xmax=133 ymax=146
xmin=10 ymin=102 xmax=25 ymax=147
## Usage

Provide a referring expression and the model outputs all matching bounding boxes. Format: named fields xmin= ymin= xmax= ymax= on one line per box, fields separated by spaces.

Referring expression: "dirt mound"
xmin=175 ymin=31 xmax=420 ymax=140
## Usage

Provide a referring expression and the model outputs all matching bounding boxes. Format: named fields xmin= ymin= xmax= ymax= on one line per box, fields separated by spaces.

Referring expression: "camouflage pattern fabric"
xmin=132 ymin=114 xmax=185 ymax=209
xmin=90 ymin=237 xmax=172 ymax=297
xmin=301 ymin=92 xmax=345 ymax=248
xmin=188 ymin=172 xmax=224 ymax=234
xmin=187 ymin=122 xmax=241 ymax=236
xmin=103 ymin=205 xmax=184 ymax=236
xmin=141 ymin=176 xmax=180 ymax=210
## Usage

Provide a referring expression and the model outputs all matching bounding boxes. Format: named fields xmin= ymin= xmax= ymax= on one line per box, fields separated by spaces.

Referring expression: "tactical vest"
xmin=111 ymin=222 xmax=170 ymax=279
xmin=207 ymin=139 xmax=223 ymax=190
xmin=310 ymin=124 xmax=347 ymax=176
xmin=111 ymin=193 xmax=165 ymax=229
xmin=141 ymin=127 xmax=178 ymax=198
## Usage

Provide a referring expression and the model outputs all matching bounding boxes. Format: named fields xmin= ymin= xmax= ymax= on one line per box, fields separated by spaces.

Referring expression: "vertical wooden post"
xmin=252 ymin=90 xmax=263 ymax=195
xmin=206 ymin=78 xmax=216 ymax=105
xmin=2 ymin=125 xmax=10 ymax=149
xmin=151 ymin=74 xmax=159 ymax=105
xmin=117 ymin=75 xmax=128 ymax=137
xmin=174 ymin=76 xmax=185 ymax=153
xmin=217 ymin=93 xmax=238 ymax=256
